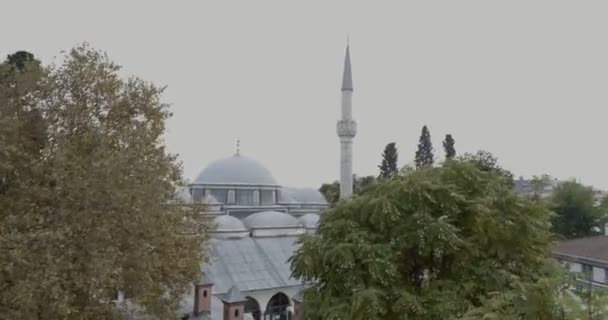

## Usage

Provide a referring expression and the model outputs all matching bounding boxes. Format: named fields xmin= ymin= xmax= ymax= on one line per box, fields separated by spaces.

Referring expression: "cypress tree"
xmin=415 ymin=125 xmax=434 ymax=169
xmin=443 ymin=134 xmax=456 ymax=160
xmin=379 ymin=142 xmax=399 ymax=178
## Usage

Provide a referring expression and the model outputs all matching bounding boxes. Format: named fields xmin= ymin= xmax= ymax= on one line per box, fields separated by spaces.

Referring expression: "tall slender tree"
xmin=443 ymin=134 xmax=456 ymax=160
xmin=414 ymin=125 xmax=434 ymax=169
xmin=378 ymin=142 xmax=399 ymax=178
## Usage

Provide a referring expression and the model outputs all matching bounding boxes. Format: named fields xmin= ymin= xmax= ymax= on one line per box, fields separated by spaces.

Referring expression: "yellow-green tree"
xmin=291 ymin=157 xmax=565 ymax=319
xmin=0 ymin=45 xmax=208 ymax=319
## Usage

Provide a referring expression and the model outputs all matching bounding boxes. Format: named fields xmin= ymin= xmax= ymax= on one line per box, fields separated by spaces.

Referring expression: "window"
xmin=582 ymin=264 xmax=593 ymax=279
xmin=227 ymin=190 xmax=236 ymax=204
xmin=203 ymin=290 xmax=207 ymax=298
xmin=236 ymin=190 xmax=254 ymax=205
xmin=261 ymin=190 xmax=274 ymax=205
xmin=253 ymin=190 xmax=260 ymax=205
xmin=234 ymin=309 xmax=240 ymax=317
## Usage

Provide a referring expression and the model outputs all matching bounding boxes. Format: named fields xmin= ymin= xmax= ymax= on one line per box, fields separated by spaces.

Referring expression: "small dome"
xmin=283 ymin=187 xmax=327 ymax=204
xmin=194 ymin=155 xmax=278 ymax=186
xmin=299 ymin=213 xmax=320 ymax=229
xmin=243 ymin=211 xmax=301 ymax=229
xmin=175 ymin=187 xmax=192 ymax=203
xmin=202 ymin=194 xmax=220 ymax=205
xmin=278 ymin=189 xmax=298 ymax=204
xmin=214 ymin=215 xmax=247 ymax=232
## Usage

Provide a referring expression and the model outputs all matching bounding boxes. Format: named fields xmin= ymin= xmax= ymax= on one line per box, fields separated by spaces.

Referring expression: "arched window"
xmin=227 ymin=190 xmax=236 ymax=204
xmin=244 ymin=296 xmax=261 ymax=320
xmin=264 ymin=292 xmax=291 ymax=320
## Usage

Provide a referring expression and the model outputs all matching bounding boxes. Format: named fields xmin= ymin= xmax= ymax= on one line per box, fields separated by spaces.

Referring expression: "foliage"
xmin=0 ymin=45 xmax=209 ymax=319
xmin=550 ymin=180 xmax=602 ymax=239
xmin=378 ymin=142 xmax=399 ymax=179
xmin=5 ymin=50 xmax=40 ymax=72
xmin=415 ymin=125 xmax=434 ymax=169
xmin=291 ymin=159 xmax=560 ymax=320
xmin=319 ymin=175 xmax=377 ymax=207
xmin=457 ymin=150 xmax=514 ymax=187
xmin=528 ymin=174 xmax=554 ymax=200
xmin=442 ymin=134 xmax=456 ymax=160
xmin=0 ymin=51 xmax=46 ymax=194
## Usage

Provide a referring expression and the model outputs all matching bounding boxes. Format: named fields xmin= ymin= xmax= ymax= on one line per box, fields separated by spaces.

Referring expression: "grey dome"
xmin=299 ymin=213 xmax=320 ymax=229
xmin=278 ymin=189 xmax=298 ymax=204
xmin=243 ymin=211 xmax=301 ymax=229
xmin=175 ymin=187 xmax=193 ymax=203
xmin=194 ymin=155 xmax=278 ymax=186
xmin=283 ymin=187 xmax=327 ymax=204
xmin=202 ymin=194 xmax=220 ymax=205
xmin=214 ymin=215 xmax=247 ymax=232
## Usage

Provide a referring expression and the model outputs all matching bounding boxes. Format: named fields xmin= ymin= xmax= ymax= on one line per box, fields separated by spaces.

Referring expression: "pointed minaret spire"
xmin=341 ymin=40 xmax=353 ymax=91
xmin=337 ymin=40 xmax=357 ymax=199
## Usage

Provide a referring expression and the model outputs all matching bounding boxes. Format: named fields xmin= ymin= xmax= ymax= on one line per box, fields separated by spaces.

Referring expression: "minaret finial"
xmin=236 ymin=138 xmax=240 ymax=156
xmin=341 ymin=39 xmax=353 ymax=91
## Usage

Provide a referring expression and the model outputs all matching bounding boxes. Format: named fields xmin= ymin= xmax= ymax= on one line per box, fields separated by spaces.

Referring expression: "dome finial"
xmin=235 ymin=138 xmax=241 ymax=156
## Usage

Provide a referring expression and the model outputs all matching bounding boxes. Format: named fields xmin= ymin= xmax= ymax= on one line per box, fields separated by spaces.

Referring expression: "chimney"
xmin=193 ymin=280 xmax=213 ymax=316
xmin=292 ymin=289 xmax=303 ymax=320
xmin=221 ymin=285 xmax=247 ymax=320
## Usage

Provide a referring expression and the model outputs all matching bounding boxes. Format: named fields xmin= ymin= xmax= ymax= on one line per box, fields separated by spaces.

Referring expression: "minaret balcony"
xmin=337 ymin=120 xmax=357 ymax=138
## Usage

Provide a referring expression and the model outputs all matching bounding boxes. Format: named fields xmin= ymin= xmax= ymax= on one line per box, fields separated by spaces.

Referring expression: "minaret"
xmin=337 ymin=42 xmax=357 ymax=199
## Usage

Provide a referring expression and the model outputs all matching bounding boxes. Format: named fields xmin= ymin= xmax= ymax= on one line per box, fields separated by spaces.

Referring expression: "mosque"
xmin=177 ymin=43 xmax=357 ymax=320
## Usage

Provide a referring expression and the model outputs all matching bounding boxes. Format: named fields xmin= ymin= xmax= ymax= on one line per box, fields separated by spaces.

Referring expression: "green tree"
xmin=458 ymin=150 xmax=514 ymax=187
xmin=354 ymin=174 xmax=376 ymax=195
xmin=0 ymin=45 xmax=209 ymax=319
xmin=319 ymin=175 xmax=377 ymax=207
xmin=442 ymin=134 xmax=456 ymax=160
xmin=415 ymin=125 xmax=434 ymax=169
xmin=291 ymin=159 xmax=561 ymax=319
xmin=550 ymin=180 xmax=601 ymax=239
xmin=5 ymin=51 xmax=40 ymax=72
xmin=319 ymin=181 xmax=340 ymax=207
xmin=378 ymin=142 xmax=398 ymax=179
xmin=528 ymin=174 xmax=553 ymax=200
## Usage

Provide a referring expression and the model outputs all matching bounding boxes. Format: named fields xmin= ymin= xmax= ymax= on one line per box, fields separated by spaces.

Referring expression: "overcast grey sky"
xmin=2 ymin=1 xmax=607 ymax=190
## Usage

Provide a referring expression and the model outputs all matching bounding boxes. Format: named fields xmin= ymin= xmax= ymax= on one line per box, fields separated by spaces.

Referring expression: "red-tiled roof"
xmin=552 ymin=236 xmax=608 ymax=262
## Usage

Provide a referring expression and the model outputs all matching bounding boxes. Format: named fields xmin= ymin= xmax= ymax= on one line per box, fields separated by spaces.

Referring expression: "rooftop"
xmin=552 ymin=235 xmax=608 ymax=264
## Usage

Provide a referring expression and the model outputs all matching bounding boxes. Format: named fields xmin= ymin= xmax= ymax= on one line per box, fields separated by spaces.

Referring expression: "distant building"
xmin=513 ymin=176 xmax=561 ymax=198
xmin=552 ymin=228 xmax=608 ymax=288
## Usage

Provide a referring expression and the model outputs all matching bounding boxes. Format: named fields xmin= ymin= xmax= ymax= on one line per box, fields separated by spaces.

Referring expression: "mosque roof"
xmin=175 ymin=186 xmax=193 ymax=203
xmin=202 ymin=236 xmax=302 ymax=295
xmin=298 ymin=213 xmax=320 ymax=229
xmin=221 ymin=286 xmax=247 ymax=303
xmin=194 ymin=155 xmax=278 ymax=186
xmin=243 ymin=211 xmax=302 ymax=229
xmin=202 ymin=194 xmax=220 ymax=205
xmin=214 ymin=215 xmax=247 ymax=232
xmin=281 ymin=187 xmax=327 ymax=204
